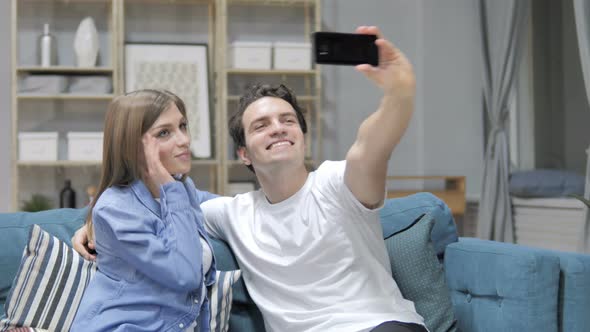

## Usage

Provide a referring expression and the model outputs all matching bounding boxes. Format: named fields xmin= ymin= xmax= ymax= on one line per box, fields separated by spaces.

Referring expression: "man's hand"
xmin=72 ymin=225 xmax=96 ymax=261
xmin=354 ymin=26 xmax=415 ymax=101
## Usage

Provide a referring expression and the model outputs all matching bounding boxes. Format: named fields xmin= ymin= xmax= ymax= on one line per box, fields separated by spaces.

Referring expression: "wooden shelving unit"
xmin=10 ymin=0 xmax=321 ymax=210
xmin=217 ymin=0 xmax=321 ymax=192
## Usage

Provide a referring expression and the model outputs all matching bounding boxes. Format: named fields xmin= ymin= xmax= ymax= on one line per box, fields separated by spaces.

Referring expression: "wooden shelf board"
xmin=17 ymin=66 xmax=114 ymax=74
xmin=18 ymin=160 xmax=219 ymax=167
xmin=227 ymin=68 xmax=316 ymax=75
xmin=227 ymin=95 xmax=316 ymax=102
xmin=17 ymin=94 xmax=114 ymax=100
xmin=228 ymin=0 xmax=316 ymax=5
xmin=18 ymin=161 xmax=101 ymax=167
xmin=191 ymin=159 xmax=219 ymax=166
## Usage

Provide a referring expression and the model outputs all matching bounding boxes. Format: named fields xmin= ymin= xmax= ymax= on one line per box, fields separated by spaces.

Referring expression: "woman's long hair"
xmin=85 ymin=89 xmax=187 ymax=241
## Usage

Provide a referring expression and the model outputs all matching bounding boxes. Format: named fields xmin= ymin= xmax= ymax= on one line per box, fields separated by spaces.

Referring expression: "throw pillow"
xmin=509 ymin=169 xmax=585 ymax=198
xmin=385 ymin=213 xmax=457 ymax=332
xmin=0 ymin=224 xmax=241 ymax=332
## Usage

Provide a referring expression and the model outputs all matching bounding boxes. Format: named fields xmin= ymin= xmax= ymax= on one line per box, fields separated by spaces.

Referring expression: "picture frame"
xmin=125 ymin=43 xmax=212 ymax=158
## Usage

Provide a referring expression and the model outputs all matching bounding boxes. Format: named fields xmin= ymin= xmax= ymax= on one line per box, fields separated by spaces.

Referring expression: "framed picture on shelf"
xmin=227 ymin=181 xmax=257 ymax=196
xmin=125 ymin=43 xmax=212 ymax=158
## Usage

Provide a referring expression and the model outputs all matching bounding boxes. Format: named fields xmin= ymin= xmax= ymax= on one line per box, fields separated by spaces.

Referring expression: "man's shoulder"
xmin=314 ymin=160 xmax=346 ymax=174
xmin=201 ymin=191 xmax=258 ymax=214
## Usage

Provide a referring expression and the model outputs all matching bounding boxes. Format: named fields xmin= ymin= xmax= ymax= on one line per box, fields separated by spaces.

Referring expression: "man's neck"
xmin=256 ymin=164 xmax=309 ymax=204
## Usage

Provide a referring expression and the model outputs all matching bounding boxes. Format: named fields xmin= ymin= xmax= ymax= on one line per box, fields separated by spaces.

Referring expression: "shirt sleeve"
xmin=316 ymin=160 xmax=384 ymax=217
xmin=93 ymin=181 xmax=203 ymax=292
xmin=201 ymin=196 xmax=232 ymax=241
xmin=196 ymin=189 xmax=221 ymax=203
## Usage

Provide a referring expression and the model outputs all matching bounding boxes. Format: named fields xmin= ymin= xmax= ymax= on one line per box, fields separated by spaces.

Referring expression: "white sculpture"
xmin=73 ymin=17 xmax=99 ymax=67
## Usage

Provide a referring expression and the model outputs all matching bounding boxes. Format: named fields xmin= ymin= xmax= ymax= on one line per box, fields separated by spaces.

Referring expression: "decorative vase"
xmin=73 ymin=17 xmax=99 ymax=67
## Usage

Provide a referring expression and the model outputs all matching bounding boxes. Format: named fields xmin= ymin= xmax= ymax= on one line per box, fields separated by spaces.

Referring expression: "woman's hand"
xmin=142 ymin=133 xmax=174 ymax=195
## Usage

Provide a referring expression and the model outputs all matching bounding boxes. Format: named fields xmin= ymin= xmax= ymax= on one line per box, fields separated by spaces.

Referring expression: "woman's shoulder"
xmin=95 ymin=184 xmax=136 ymax=210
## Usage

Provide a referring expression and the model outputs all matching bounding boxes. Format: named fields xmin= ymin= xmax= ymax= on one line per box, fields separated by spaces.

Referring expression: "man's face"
xmin=238 ymin=97 xmax=305 ymax=172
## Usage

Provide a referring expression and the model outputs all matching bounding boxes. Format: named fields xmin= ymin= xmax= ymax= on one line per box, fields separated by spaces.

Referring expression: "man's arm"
xmin=344 ymin=26 xmax=415 ymax=208
xmin=72 ymin=224 xmax=96 ymax=261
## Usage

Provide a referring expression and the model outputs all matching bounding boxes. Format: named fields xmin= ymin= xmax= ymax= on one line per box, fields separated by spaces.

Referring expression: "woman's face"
xmin=144 ymin=103 xmax=191 ymax=175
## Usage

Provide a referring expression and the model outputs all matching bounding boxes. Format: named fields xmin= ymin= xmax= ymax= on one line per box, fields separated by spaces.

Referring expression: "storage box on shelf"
xmin=273 ymin=42 xmax=311 ymax=70
xmin=67 ymin=132 xmax=103 ymax=161
xmin=229 ymin=41 xmax=272 ymax=69
xmin=18 ymin=132 xmax=58 ymax=162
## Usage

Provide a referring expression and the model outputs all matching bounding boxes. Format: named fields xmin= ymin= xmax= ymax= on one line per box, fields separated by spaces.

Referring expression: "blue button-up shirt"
xmin=71 ymin=177 xmax=218 ymax=332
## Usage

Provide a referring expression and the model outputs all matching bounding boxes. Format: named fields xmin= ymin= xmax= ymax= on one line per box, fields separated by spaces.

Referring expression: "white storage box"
xmin=229 ymin=41 xmax=272 ymax=69
xmin=273 ymin=42 xmax=311 ymax=70
xmin=18 ymin=132 xmax=58 ymax=161
xmin=512 ymin=197 xmax=586 ymax=252
xmin=67 ymin=132 xmax=103 ymax=161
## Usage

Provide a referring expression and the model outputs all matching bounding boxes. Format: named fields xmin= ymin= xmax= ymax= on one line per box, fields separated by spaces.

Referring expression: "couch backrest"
xmin=0 ymin=193 xmax=457 ymax=330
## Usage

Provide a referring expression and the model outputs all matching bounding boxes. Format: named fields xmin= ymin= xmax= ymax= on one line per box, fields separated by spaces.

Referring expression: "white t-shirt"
xmin=202 ymin=160 xmax=425 ymax=332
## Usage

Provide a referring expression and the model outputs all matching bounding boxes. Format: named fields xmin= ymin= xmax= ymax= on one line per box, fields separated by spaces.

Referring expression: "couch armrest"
xmin=444 ymin=237 xmax=561 ymax=332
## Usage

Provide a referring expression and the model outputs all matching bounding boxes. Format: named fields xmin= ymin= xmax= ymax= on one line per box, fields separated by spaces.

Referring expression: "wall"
xmin=322 ymin=0 xmax=484 ymax=198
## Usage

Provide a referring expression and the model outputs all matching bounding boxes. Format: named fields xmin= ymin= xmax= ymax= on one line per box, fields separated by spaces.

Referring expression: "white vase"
xmin=73 ymin=17 xmax=99 ymax=67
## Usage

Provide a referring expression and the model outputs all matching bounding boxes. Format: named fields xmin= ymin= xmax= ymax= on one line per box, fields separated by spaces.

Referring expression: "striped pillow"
xmin=1 ymin=225 xmax=241 ymax=332
xmin=208 ymin=270 xmax=241 ymax=332
xmin=0 ymin=225 xmax=95 ymax=331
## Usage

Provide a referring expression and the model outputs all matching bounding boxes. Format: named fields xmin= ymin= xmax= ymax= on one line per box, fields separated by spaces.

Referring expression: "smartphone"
xmin=313 ymin=32 xmax=378 ymax=66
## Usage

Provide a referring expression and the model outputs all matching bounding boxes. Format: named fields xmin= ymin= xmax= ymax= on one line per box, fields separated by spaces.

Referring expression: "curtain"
xmin=477 ymin=0 xmax=530 ymax=242
xmin=573 ymin=0 xmax=590 ymax=253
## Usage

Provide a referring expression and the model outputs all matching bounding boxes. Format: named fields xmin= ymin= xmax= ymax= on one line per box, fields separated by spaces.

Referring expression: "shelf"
xmin=227 ymin=159 xmax=316 ymax=167
xmin=18 ymin=161 xmax=101 ymax=167
xmin=17 ymin=66 xmax=114 ymax=75
xmin=17 ymin=160 xmax=218 ymax=167
xmin=125 ymin=0 xmax=212 ymax=3
xmin=17 ymin=94 xmax=114 ymax=101
xmin=228 ymin=0 xmax=316 ymax=5
xmin=227 ymin=68 xmax=316 ymax=75
xmin=227 ymin=95 xmax=316 ymax=102
xmin=191 ymin=159 xmax=219 ymax=166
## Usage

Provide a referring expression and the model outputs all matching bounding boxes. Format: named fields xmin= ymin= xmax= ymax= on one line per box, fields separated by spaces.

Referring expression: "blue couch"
xmin=1 ymin=193 xmax=590 ymax=332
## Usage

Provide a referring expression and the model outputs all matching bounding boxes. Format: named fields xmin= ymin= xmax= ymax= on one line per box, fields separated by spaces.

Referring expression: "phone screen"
xmin=313 ymin=32 xmax=378 ymax=66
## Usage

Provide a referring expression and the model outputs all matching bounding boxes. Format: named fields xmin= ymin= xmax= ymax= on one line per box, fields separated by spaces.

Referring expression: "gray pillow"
xmin=509 ymin=169 xmax=585 ymax=198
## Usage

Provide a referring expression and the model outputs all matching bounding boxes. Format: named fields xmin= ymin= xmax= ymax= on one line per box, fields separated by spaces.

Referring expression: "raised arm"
xmin=344 ymin=26 xmax=415 ymax=208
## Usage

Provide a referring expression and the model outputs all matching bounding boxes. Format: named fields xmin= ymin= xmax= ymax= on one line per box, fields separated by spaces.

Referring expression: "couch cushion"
xmin=534 ymin=249 xmax=590 ymax=331
xmin=444 ymin=238 xmax=561 ymax=332
xmin=1 ymin=224 xmax=242 ymax=332
xmin=380 ymin=192 xmax=458 ymax=258
xmin=385 ymin=213 xmax=457 ymax=332
xmin=0 ymin=208 xmax=87 ymax=311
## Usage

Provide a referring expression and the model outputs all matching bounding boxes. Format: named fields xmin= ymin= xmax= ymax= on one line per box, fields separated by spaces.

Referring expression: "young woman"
xmin=71 ymin=89 xmax=217 ymax=332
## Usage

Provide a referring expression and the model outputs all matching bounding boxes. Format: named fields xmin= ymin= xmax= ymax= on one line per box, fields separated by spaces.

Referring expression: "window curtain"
xmin=573 ymin=0 xmax=590 ymax=253
xmin=477 ymin=0 xmax=530 ymax=242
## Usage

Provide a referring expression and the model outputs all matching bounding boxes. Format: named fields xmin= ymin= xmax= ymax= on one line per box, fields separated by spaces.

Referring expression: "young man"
xmin=73 ymin=26 xmax=427 ymax=332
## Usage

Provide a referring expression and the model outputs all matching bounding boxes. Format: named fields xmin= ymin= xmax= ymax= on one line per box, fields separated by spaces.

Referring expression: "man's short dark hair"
xmin=228 ymin=83 xmax=308 ymax=172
